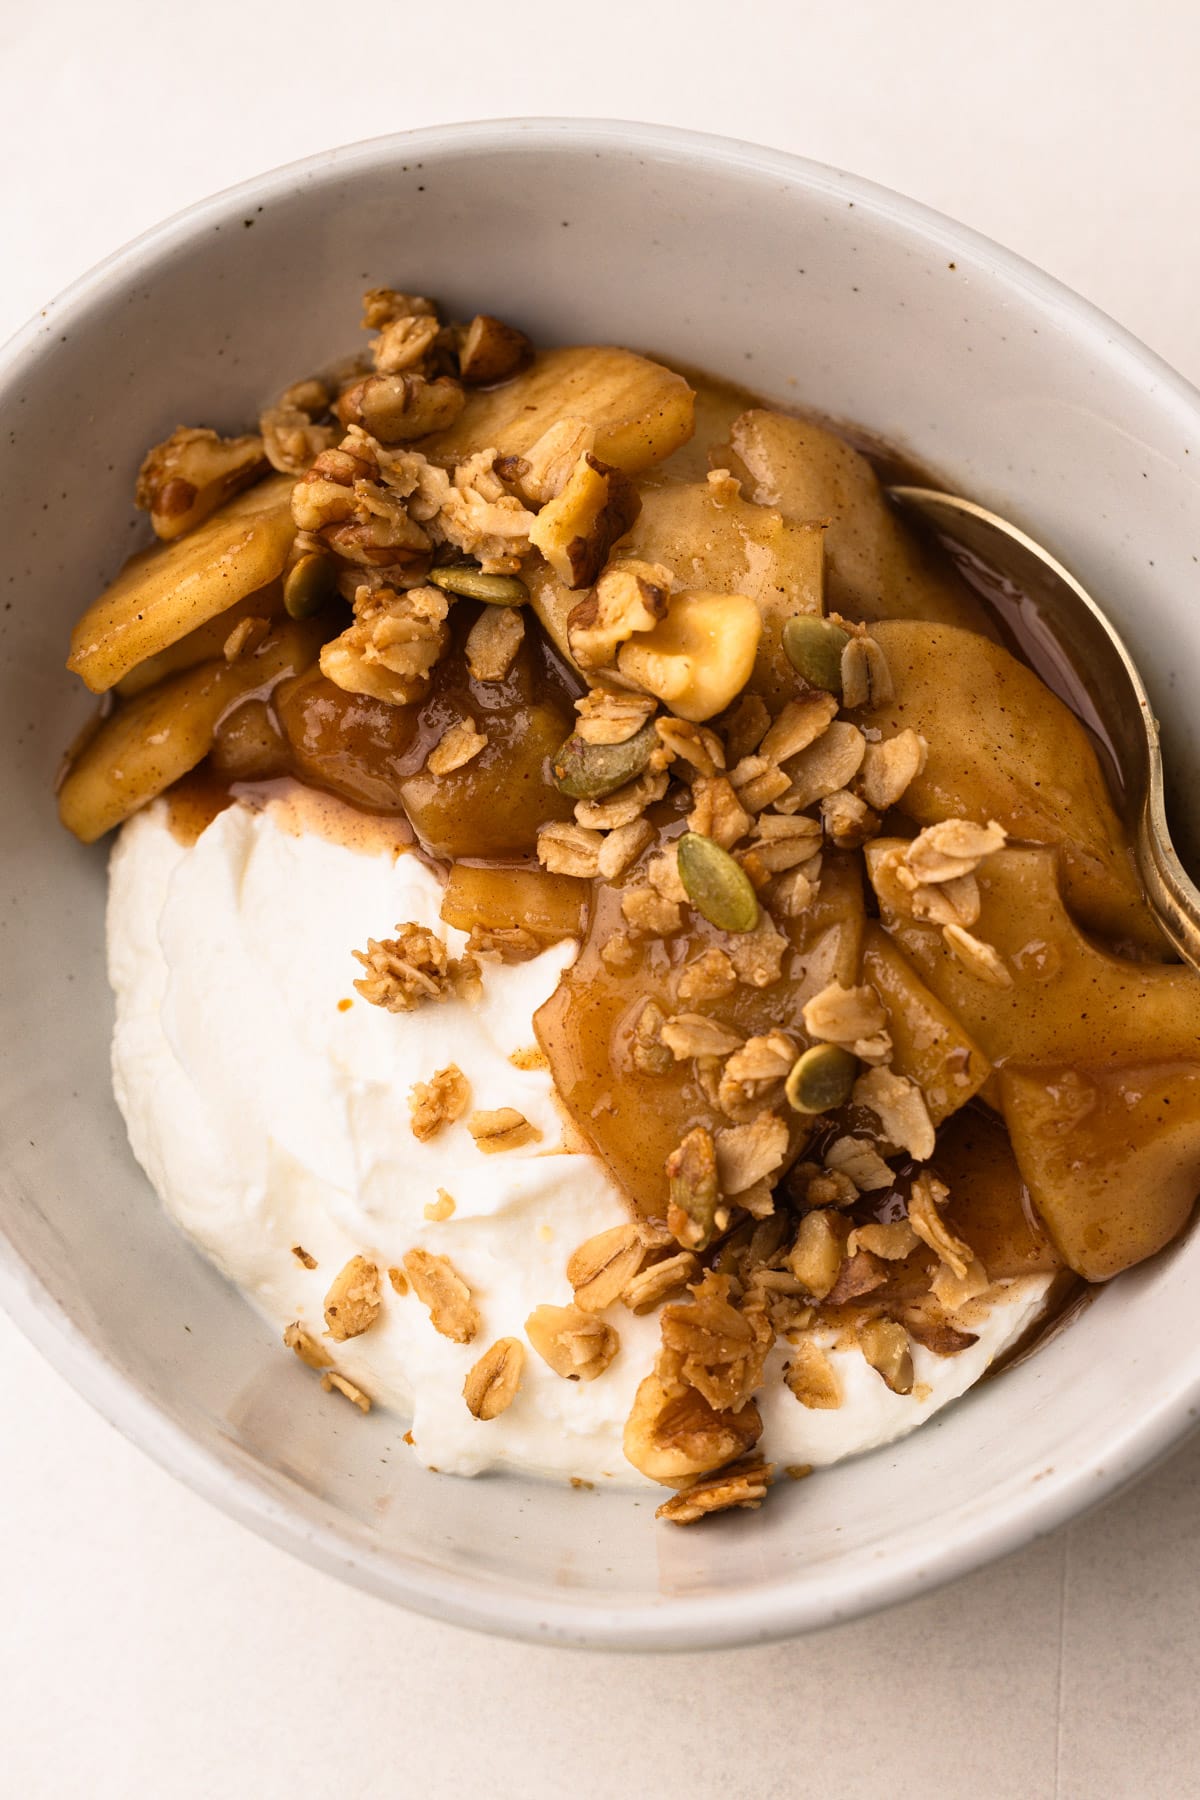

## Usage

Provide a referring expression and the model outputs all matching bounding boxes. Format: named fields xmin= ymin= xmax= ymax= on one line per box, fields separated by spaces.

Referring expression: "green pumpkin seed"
xmin=283 ymin=551 xmax=336 ymax=619
xmin=665 ymin=1125 xmax=722 ymax=1250
xmin=552 ymin=720 xmax=658 ymax=800
xmin=784 ymin=1043 xmax=859 ymax=1114
xmin=676 ymin=832 xmax=760 ymax=933
xmin=782 ymin=615 xmax=851 ymax=694
xmin=429 ymin=563 xmax=528 ymax=605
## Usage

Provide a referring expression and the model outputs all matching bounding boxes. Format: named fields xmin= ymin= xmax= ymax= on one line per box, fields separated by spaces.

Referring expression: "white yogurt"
xmin=108 ymin=796 xmax=1051 ymax=1486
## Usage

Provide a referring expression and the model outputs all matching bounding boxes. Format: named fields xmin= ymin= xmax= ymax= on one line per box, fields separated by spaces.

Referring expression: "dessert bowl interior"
xmin=3 ymin=119 xmax=1200 ymax=1650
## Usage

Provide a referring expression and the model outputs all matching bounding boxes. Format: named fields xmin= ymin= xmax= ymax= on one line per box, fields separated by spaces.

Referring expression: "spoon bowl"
xmin=889 ymin=486 xmax=1200 ymax=972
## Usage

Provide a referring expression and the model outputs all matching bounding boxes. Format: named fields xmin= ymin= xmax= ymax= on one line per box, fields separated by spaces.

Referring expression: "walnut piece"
xmin=623 ymin=1373 xmax=763 ymax=1484
xmin=858 ymin=1317 xmax=914 ymax=1394
xmin=687 ymin=775 xmax=753 ymax=851
xmin=335 ymin=372 xmax=466 ymax=445
xmin=462 ymin=1337 xmax=526 ymax=1420
xmin=568 ymin=558 xmax=673 ymax=668
xmin=466 ymin=1108 xmax=542 ymax=1153
xmin=323 ymin=1255 xmax=382 ymax=1341
xmin=658 ymin=1271 xmax=773 ymax=1412
xmin=620 ymin=884 xmax=682 ymax=937
xmin=426 ymin=718 xmax=488 ymax=775
xmin=501 ymin=416 xmax=598 ymax=507
xmin=403 ymin=1248 xmax=480 ymax=1343
xmin=655 ymin=1457 xmax=773 ymax=1525
xmin=531 ymin=455 xmax=642 ymax=590
xmin=353 ymin=922 xmax=480 ymax=1013
xmin=677 ymin=947 xmax=738 ymax=1005
xmin=135 ymin=426 xmax=268 ymax=540
xmin=525 ymin=1303 xmax=619 ymax=1380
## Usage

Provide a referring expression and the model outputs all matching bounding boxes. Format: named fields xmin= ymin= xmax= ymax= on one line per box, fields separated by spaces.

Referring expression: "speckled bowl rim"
xmin=2 ymin=117 xmax=1199 ymax=1651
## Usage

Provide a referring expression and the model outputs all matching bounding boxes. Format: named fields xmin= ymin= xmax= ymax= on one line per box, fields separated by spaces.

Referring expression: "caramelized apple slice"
xmin=930 ymin=1105 xmax=1061 ymax=1279
xmin=1001 ymin=1063 xmax=1200 ymax=1279
xmin=67 ymin=476 xmax=296 ymax=694
xmin=424 ymin=347 xmax=695 ymax=475
xmin=440 ymin=864 xmax=587 ymax=941
xmin=115 ymin=584 xmax=285 ymax=696
xmin=875 ymin=844 xmax=1200 ymax=1069
xmin=534 ymin=851 xmax=865 ymax=1216
xmin=863 ymin=620 xmax=1161 ymax=950
xmin=721 ymin=410 xmax=992 ymax=634
xmin=399 ymin=699 xmax=574 ymax=858
xmin=58 ymin=618 xmax=324 ymax=842
xmin=862 ymin=925 xmax=990 ymax=1126
xmin=274 ymin=669 xmax=420 ymax=814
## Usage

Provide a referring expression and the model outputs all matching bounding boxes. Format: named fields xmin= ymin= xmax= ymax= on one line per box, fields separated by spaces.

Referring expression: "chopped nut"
xmin=666 ymin=1125 xmax=723 ymax=1249
xmin=322 ymin=584 xmax=449 ymax=706
xmin=677 ymin=947 xmax=738 ymax=1004
xmin=568 ymin=558 xmax=673 ymax=668
xmin=335 ymin=371 xmax=466 ymax=444
xmin=532 ymin=454 xmax=642 ymax=590
xmin=372 ymin=311 xmax=441 ymax=374
xmin=621 ymin=884 xmax=682 ymax=937
xmin=261 ymin=401 xmax=337 ymax=476
xmin=826 ymin=1249 xmax=888 ymax=1303
xmin=568 ymin=1224 xmax=650 ymax=1313
xmin=320 ymin=1371 xmax=371 ymax=1412
xmin=525 ymin=1303 xmax=619 ymax=1380
xmin=898 ymin=1300 xmax=979 ymax=1356
xmin=687 ymin=774 xmax=753 ymax=850
xmin=902 ymin=817 xmax=1007 ymax=883
xmin=840 ymin=632 xmax=894 ymax=708
xmin=362 ymin=287 xmax=437 ymax=329
xmin=645 ymin=845 xmax=688 ymax=904
xmin=858 ymin=1317 xmax=914 ymax=1394
xmin=785 ymin=1340 xmax=842 ymax=1409
xmin=323 ymin=1255 xmax=382 ymax=1341
xmin=536 ymin=820 xmax=604 ymax=877
xmin=403 ymin=1248 xmax=480 ymax=1343
xmin=427 ymin=718 xmax=488 ymax=776
xmin=942 ymin=922 xmax=1013 ymax=987
xmin=622 ymin=1251 xmax=700 ymax=1314
xmin=135 ymin=426 xmax=268 ymax=539
xmin=655 ymin=1457 xmax=773 ymax=1524
xmin=853 ymin=1066 xmax=936 ymax=1160
xmin=623 ymin=1373 xmax=763 ymax=1483
xmin=466 ymin=1108 xmax=542 ymax=1153
xmin=718 ymin=1032 xmax=795 ymax=1120
xmin=291 ymin=1245 xmax=318 ymax=1270
xmin=714 ymin=1111 xmax=789 ymax=1196
xmin=759 ymin=692 xmax=839 ymax=764
xmin=788 ymin=1211 xmax=848 ymax=1299
xmin=931 ymin=1256 xmax=990 ymax=1312
xmin=630 ymin=1001 xmax=673 ymax=1075
xmin=907 ymin=1170 xmax=974 ymax=1280
xmin=805 ymin=1170 xmax=860 ymax=1209
xmin=462 ymin=1337 xmax=526 ymax=1420
xmin=823 ymin=1135 xmax=895 ymax=1191
xmin=661 ymin=1013 xmax=745 ymax=1060
xmin=659 ymin=1271 xmax=773 ymax=1412
xmin=601 ymin=931 xmax=638 ymax=972
xmin=504 ymin=416 xmax=597 ymax=507
xmin=859 ymin=729 xmax=928 ymax=810
xmin=848 ymin=1220 xmax=919 ymax=1260
xmin=597 ymin=817 xmax=656 ymax=880
xmin=353 ymin=922 xmax=480 ymax=1013
xmin=770 ymin=862 xmax=821 ymax=917
xmin=283 ymin=1321 xmax=332 ymax=1370
xmin=465 ymin=604 xmax=525 ymax=681
xmin=456 ymin=313 xmax=533 ymax=386
xmin=387 ymin=1266 xmax=408 ymax=1295
xmin=802 ymin=981 xmax=889 ymax=1057
xmin=424 ymin=1189 xmax=457 ymax=1223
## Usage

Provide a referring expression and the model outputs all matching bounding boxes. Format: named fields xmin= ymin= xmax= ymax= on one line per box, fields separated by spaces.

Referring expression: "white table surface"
xmin=4 ymin=3 xmax=1200 ymax=1795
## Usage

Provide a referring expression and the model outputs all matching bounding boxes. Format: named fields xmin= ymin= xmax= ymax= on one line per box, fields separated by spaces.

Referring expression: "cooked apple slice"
xmin=862 ymin=925 xmax=990 ymax=1126
xmin=930 ymin=1105 xmax=1061 ymax=1279
xmin=398 ymin=700 xmax=574 ymax=859
xmin=529 ymin=475 xmax=824 ymax=701
xmin=424 ymin=346 xmax=694 ymax=475
xmin=1001 ymin=1063 xmax=1200 ymax=1280
xmin=67 ymin=475 xmax=296 ymax=694
xmin=862 ymin=620 xmax=1162 ymax=950
xmin=440 ymin=864 xmax=588 ymax=941
xmin=722 ymin=409 xmax=993 ymax=634
xmin=58 ymin=618 xmax=323 ymax=842
xmin=115 ymin=585 xmax=285 ymax=696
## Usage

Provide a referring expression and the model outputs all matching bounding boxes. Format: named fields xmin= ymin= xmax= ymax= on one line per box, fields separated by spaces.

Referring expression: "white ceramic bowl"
xmin=3 ymin=119 xmax=1199 ymax=1651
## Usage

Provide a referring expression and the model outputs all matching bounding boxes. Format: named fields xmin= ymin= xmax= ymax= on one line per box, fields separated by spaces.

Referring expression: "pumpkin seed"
xmin=665 ymin=1125 xmax=722 ymax=1250
xmin=284 ymin=551 xmax=336 ymax=619
xmin=676 ymin=832 xmax=760 ymax=933
xmin=782 ymin=615 xmax=851 ymax=694
xmin=429 ymin=563 xmax=528 ymax=605
xmin=784 ymin=1042 xmax=859 ymax=1114
xmin=552 ymin=720 xmax=658 ymax=800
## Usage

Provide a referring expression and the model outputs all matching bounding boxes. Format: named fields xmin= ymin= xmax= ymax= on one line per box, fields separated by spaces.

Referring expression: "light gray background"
xmin=3 ymin=2 xmax=1199 ymax=1795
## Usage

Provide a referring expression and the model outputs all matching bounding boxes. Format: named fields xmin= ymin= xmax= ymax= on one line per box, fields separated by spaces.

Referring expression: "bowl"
xmin=3 ymin=119 xmax=1200 ymax=1651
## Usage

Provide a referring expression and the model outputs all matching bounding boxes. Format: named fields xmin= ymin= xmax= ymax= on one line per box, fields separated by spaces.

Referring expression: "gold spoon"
xmin=888 ymin=486 xmax=1200 ymax=972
